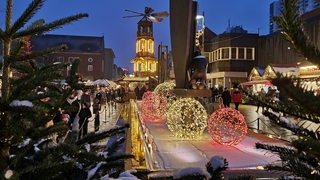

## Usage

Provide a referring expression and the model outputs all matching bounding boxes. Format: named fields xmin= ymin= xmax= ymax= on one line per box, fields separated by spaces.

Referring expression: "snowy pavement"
xmin=87 ymin=102 xmax=122 ymax=136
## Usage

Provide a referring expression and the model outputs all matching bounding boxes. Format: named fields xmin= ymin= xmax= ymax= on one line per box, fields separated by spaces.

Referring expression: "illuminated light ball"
xmin=153 ymin=81 xmax=176 ymax=107
xmin=208 ymin=108 xmax=247 ymax=146
xmin=141 ymin=91 xmax=167 ymax=121
xmin=166 ymin=97 xmax=208 ymax=139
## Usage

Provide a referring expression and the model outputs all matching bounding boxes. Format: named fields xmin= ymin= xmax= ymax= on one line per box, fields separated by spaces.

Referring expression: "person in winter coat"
xmin=231 ymin=88 xmax=243 ymax=110
xmin=256 ymin=88 xmax=266 ymax=112
xmin=92 ymin=97 xmax=101 ymax=132
xmin=78 ymin=103 xmax=92 ymax=139
xmin=62 ymin=93 xmax=80 ymax=129
xmin=221 ymin=87 xmax=232 ymax=108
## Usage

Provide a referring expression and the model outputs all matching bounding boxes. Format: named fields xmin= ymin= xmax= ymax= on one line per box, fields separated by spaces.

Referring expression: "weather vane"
xmin=123 ymin=6 xmax=169 ymax=22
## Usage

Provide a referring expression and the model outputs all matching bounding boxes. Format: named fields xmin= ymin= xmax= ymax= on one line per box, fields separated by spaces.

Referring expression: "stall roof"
xmin=240 ymin=80 xmax=273 ymax=86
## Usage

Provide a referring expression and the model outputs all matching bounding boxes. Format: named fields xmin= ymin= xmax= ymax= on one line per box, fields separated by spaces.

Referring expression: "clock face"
xmin=88 ymin=57 xmax=93 ymax=63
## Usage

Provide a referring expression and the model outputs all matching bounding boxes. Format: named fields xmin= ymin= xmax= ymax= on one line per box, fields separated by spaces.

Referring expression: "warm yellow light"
xmin=154 ymin=81 xmax=176 ymax=107
xmin=166 ymin=97 xmax=208 ymax=139
xmin=300 ymin=65 xmax=318 ymax=70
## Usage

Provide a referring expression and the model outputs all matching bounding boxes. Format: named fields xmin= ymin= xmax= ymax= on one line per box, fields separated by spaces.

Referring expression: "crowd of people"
xmin=52 ymin=84 xmax=127 ymax=142
xmin=209 ymin=85 xmax=281 ymax=113
xmin=210 ymin=86 xmax=243 ymax=111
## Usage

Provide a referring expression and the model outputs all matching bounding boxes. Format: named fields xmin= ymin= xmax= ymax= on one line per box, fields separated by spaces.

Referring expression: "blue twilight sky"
xmin=0 ymin=0 xmax=274 ymax=73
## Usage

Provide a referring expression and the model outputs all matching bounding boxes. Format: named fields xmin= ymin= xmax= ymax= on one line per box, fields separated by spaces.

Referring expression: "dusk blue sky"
xmin=1 ymin=0 xmax=274 ymax=73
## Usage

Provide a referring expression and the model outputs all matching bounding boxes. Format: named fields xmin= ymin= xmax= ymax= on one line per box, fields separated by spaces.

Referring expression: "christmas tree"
xmin=242 ymin=0 xmax=320 ymax=179
xmin=0 ymin=1 xmax=132 ymax=179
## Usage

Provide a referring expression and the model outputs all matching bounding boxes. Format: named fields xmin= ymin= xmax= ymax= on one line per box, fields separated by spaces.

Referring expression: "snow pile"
xmin=173 ymin=167 xmax=210 ymax=179
xmin=10 ymin=100 xmax=33 ymax=107
xmin=100 ymin=170 xmax=139 ymax=180
xmin=208 ymin=156 xmax=226 ymax=172
xmin=271 ymin=111 xmax=320 ymax=133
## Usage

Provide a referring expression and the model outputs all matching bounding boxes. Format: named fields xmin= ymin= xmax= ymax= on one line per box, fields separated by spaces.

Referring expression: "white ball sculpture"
xmin=208 ymin=107 xmax=247 ymax=145
xmin=153 ymin=81 xmax=176 ymax=107
xmin=166 ymin=97 xmax=208 ymax=139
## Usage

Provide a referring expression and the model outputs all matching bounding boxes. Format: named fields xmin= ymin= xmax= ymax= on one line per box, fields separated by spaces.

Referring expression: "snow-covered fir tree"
xmin=241 ymin=0 xmax=320 ymax=179
xmin=0 ymin=1 xmax=132 ymax=179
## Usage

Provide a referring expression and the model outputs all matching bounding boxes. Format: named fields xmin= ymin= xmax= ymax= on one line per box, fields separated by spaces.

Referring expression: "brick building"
xmin=31 ymin=34 xmax=114 ymax=81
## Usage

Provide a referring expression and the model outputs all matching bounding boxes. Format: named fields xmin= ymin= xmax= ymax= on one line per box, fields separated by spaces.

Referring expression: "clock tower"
xmin=130 ymin=16 xmax=158 ymax=77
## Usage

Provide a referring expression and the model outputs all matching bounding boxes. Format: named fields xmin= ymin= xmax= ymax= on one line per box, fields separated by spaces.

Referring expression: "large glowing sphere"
xmin=153 ymin=81 xmax=176 ymax=107
xmin=141 ymin=91 xmax=167 ymax=121
xmin=208 ymin=108 xmax=247 ymax=145
xmin=166 ymin=97 xmax=208 ymax=139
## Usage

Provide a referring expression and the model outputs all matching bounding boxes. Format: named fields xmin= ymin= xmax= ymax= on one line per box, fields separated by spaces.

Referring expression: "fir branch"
xmin=273 ymin=0 xmax=320 ymax=64
xmin=8 ymin=0 xmax=44 ymax=35
xmin=8 ymin=44 xmax=67 ymax=64
xmin=13 ymin=13 xmax=89 ymax=39
xmin=76 ymin=124 xmax=129 ymax=145
xmin=241 ymin=86 xmax=320 ymax=122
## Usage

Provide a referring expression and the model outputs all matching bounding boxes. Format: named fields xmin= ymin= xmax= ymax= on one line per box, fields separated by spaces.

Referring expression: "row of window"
xmin=53 ymin=57 xmax=95 ymax=72
xmin=205 ymin=47 xmax=255 ymax=63
xmin=136 ymin=38 xmax=154 ymax=54
xmin=133 ymin=62 xmax=157 ymax=72
xmin=54 ymin=56 xmax=81 ymax=62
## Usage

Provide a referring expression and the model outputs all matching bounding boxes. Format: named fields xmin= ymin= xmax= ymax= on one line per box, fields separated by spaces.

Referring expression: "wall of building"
xmin=31 ymin=34 xmax=109 ymax=81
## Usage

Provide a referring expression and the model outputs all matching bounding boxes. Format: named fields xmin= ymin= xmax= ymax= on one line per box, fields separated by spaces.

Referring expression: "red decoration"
xmin=141 ymin=91 xmax=167 ymax=121
xmin=208 ymin=108 xmax=247 ymax=145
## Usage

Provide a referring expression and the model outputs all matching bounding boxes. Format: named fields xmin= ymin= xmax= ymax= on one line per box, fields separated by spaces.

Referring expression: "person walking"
xmin=78 ymin=103 xmax=92 ymax=139
xmin=92 ymin=96 xmax=101 ymax=132
xmin=256 ymin=88 xmax=266 ymax=112
xmin=221 ymin=87 xmax=231 ymax=108
xmin=231 ymin=87 xmax=243 ymax=110
xmin=62 ymin=92 xmax=80 ymax=129
xmin=80 ymin=88 xmax=91 ymax=108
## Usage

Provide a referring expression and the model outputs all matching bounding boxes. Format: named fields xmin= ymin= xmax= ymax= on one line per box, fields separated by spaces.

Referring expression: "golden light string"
xmin=166 ymin=97 xmax=208 ymax=139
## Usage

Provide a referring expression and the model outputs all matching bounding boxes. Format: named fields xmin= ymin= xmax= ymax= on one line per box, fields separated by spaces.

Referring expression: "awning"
xmin=240 ymin=80 xmax=273 ymax=86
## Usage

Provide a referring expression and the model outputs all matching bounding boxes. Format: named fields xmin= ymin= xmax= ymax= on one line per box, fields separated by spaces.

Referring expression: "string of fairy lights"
xmin=141 ymin=91 xmax=167 ymax=121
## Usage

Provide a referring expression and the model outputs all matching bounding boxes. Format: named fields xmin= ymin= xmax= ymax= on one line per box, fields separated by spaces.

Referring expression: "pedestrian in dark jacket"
xmin=78 ymin=103 xmax=92 ymax=139
xmin=92 ymin=97 xmax=101 ymax=132
xmin=221 ymin=87 xmax=232 ymax=108
xmin=62 ymin=93 xmax=80 ymax=129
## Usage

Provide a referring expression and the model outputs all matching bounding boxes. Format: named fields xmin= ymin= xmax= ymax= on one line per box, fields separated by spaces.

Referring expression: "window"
xmin=88 ymin=65 xmax=93 ymax=71
xmin=238 ymin=48 xmax=244 ymax=59
xmin=88 ymin=57 xmax=93 ymax=63
xmin=68 ymin=57 xmax=79 ymax=62
xmin=221 ymin=48 xmax=229 ymax=59
xmin=246 ymin=48 xmax=254 ymax=60
xmin=231 ymin=48 xmax=237 ymax=59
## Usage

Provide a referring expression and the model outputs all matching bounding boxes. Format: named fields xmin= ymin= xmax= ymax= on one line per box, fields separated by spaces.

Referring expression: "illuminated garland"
xmin=208 ymin=108 xmax=247 ymax=145
xmin=166 ymin=97 xmax=208 ymax=139
xmin=153 ymin=81 xmax=176 ymax=107
xmin=141 ymin=91 xmax=167 ymax=121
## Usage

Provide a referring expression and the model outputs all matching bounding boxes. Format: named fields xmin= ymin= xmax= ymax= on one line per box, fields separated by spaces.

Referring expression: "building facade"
xmin=31 ymin=34 xmax=112 ymax=81
xmin=203 ymin=28 xmax=259 ymax=89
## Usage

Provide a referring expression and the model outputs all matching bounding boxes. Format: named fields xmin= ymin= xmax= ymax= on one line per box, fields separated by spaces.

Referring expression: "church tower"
xmin=130 ymin=15 xmax=158 ymax=77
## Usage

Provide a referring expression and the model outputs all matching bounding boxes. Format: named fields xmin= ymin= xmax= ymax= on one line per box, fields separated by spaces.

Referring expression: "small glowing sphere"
xmin=166 ymin=97 xmax=208 ymax=139
xmin=141 ymin=91 xmax=167 ymax=121
xmin=208 ymin=108 xmax=247 ymax=145
xmin=153 ymin=81 xmax=176 ymax=107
